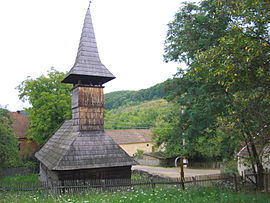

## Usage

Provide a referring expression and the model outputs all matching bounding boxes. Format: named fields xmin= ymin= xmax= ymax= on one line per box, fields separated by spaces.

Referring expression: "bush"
xmin=221 ymin=159 xmax=238 ymax=174
xmin=134 ymin=150 xmax=144 ymax=159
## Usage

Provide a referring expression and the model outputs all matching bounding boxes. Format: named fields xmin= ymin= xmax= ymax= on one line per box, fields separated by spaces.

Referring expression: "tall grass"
xmin=1 ymin=187 xmax=269 ymax=203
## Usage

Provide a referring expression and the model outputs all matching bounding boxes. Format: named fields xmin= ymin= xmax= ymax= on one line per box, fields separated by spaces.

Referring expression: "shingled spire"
xmin=35 ymin=5 xmax=136 ymax=185
xmin=62 ymin=5 xmax=115 ymax=85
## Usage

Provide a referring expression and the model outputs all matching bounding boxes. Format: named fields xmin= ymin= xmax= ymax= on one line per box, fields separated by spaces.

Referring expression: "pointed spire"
xmin=88 ymin=0 xmax=92 ymax=8
xmin=62 ymin=5 xmax=115 ymax=85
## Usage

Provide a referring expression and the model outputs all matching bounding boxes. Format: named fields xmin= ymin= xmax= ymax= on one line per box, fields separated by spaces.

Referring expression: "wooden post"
xmin=265 ymin=172 xmax=269 ymax=193
xmin=192 ymin=176 xmax=196 ymax=187
xmin=180 ymin=157 xmax=185 ymax=190
xmin=233 ymin=174 xmax=238 ymax=192
xmin=101 ymin=179 xmax=105 ymax=191
xmin=150 ymin=178 xmax=155 ymax=192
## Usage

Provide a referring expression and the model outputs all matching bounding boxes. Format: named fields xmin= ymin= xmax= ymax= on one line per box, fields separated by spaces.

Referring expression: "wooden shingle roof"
xmin=62 ymin=6 xmax=115 ymax=85
xmin=106 ymin=129 xmax=152 ymax=144
xmin=35 ymin=120 xmax=136 ymax=170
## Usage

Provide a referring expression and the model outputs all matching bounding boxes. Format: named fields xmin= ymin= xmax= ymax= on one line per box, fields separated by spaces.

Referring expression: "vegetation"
xmin=0 ymin=174 xmax=38 ymax=184
xmin=105 ymin=99 xmax=173 ymax=129
xmin=15 ymin=66 xmax=171 ymax=144
xmin=0 ymin=107 xmax=20 ymax=169
xmin=133 ymin=149 xmax=144 ymax=159
xmin=161 ymin=0 xmax=270 ymax=188
xmin=104 ymin=80 xmax=170 ymax=110
xmin=17 ymin=68 xmax=72 ymax=144
xmin=12 ymin=1 xmax=269 ymax=189
xmin=1 ymin=187 xmax=270 ymax=203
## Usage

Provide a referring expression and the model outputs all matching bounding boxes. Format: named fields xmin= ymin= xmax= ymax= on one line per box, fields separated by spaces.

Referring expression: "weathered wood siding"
xmin=78 ymin=87 xmax=103 ymax=107
xmin=72 ymin=86 xmax=104 ymax=131
xmin=57 ymin=166 xmax=131 ymax=180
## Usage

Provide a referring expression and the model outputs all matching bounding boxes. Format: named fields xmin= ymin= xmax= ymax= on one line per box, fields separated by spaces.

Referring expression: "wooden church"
xmin=35 ymin=4 xmax=136 ymax=184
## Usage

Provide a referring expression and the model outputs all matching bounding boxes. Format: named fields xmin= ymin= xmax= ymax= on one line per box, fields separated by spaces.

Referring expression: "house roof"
xmin=105 ymin=129 xmax=152 ymax=144
xmin=35 ymin=120 xmax=137 ymax=171
xmin=9 ymin=112 xmax=28 ymax=139
xmin=62 ymin=6 xmax=115 ymax=85
xmin=237 ymin=144 xmax=270 ymax=158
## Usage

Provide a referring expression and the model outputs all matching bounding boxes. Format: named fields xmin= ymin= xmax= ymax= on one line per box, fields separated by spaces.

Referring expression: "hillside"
xmin=104 ymin=79 xmax=171 ymax=110
xmin=104 ymin=99 xmax=172 ymax=129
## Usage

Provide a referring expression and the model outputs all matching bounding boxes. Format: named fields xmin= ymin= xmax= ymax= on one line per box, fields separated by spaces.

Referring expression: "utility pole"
xmin=181 ymin=106 xmax=185 ymax=147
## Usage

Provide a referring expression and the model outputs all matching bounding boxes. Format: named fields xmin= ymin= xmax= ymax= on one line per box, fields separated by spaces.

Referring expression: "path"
xmin=132 ymin=165 xmax=220 ymax=179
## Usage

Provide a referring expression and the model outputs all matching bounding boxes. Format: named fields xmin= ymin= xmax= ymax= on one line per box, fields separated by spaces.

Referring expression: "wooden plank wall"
xmin=58 ymin=166 xmax=132 ymax=180
xmin=72 ymin=86 xmax=104 ymax=131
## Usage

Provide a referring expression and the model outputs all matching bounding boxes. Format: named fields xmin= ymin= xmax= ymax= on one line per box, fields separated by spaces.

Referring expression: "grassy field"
xmin=0 ymin=174 xmax=38 ymax=183
xmin=1 ymin=186 xmax=269 ymax=203
xmin=1 ymin=173 xmax=269 ymax=202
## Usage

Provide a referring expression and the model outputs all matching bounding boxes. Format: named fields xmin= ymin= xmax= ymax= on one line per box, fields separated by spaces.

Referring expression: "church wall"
xmin=57 ymin=166 xmax=131 ymax=181
xmin=39 ymin=163 xmax=59 ymax=185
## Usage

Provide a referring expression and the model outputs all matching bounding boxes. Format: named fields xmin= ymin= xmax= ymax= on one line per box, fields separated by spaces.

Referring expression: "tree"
xmin=151 ymin=102 xmax=184 ymax=157
xmin=0 ymin=107 xmax=20 ymax=169
xmin=163 ymin=0 xmax=270 ymax=188
xmin=156 ymin=73 xmax=239 ymax=160
xmin=164 ymin=0 xmax=231 ymax=65
xmin=17 ymin=68 xmax=72 ymax=145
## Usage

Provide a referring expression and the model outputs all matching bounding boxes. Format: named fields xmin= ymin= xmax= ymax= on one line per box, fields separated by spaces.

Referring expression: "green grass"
xmin=1 ymin=187 xmax=269 ymax=203
xmin=0 ymin=174 xmax=38 ymax=183
xmin=1 ymin=173 xmax=145 ymax=183
xmin=0 ymin=173 xmax=269 ymax=202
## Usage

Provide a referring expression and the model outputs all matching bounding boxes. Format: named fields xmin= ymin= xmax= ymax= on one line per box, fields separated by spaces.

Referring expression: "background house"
xmin=9 ymin=111 xmax=154 ymax=160
xmin=105 ymin=129 xmax=154 ymax=156
xmin=237 ymin=144 xmax=270 ymax=175
xmin=9 ymin=111 xmax=38 ymax=158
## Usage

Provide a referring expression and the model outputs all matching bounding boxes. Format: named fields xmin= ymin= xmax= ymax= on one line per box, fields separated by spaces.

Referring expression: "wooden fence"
xmin=188 ymin=161 xmax=222 ymax=169
xmin=243 ymin=171 xmax=270 ymax=192
xmin=135 ymin=158 xmax=160 ymax=166
xmin=1 ymin=166 xmax=269 ymax=194
xmin=0 ymin=174 xmax=236 ymax=194
xmin=0 ymin=166 xmax=38 ymax=177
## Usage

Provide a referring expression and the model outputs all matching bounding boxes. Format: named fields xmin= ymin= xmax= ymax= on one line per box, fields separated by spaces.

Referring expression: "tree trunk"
xmin=249 ymin=137 xmax=264 ymax=190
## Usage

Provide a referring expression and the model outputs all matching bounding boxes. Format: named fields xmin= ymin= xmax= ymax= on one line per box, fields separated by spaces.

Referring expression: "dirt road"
xmin=132 ymin=165 xmax=220 ymax=179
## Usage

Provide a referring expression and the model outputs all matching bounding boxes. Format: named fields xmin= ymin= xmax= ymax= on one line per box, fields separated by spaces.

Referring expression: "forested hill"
xmin=104 ymin=79 xmax=171 ymax=110
xmin=104 ymin=99 xmax=171 ymax=129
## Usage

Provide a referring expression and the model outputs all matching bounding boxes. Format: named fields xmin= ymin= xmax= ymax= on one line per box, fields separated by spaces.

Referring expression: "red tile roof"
xmin=9 ymin=112 xmax=28 ymax=139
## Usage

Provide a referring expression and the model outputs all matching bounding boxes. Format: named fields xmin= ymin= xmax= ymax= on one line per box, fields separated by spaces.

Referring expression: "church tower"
xmin=35 ymin=4 xmax=136 ymax=184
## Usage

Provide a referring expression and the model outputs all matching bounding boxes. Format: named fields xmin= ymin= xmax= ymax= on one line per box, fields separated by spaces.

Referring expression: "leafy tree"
xmin=151 ymin=103 xmax=183 ymax=157
xmin=163 ymin=0 xmax=270 ymax=188
xmin=0 ymin=107 xmax=20 ymax=169
xmin=164 ymin=0 xmax=231 ymax=64
xmin=17 ymin=68 xmax=72 ymax=144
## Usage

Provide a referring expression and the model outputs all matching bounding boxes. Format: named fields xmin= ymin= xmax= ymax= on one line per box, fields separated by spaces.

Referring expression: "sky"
xmin=0 ymin=0 xmax=188 ymax=111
